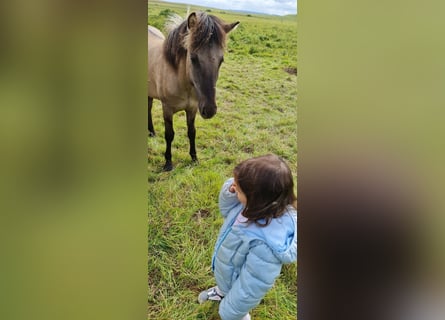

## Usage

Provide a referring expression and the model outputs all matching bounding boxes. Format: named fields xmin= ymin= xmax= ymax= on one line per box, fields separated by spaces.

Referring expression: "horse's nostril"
xmin=199 ymin=104 xmax=217 ymax=119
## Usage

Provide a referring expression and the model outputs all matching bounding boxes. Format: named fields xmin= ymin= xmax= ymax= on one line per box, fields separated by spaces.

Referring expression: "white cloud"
xmin=161 ymin=0 xmax=297 ymax=16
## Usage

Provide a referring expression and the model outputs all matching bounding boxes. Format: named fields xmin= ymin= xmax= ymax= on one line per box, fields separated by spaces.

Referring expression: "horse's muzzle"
xmin=199 ymin=104 xmax=217 ymax=119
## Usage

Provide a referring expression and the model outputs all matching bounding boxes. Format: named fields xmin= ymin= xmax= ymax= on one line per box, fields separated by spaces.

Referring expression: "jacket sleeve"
xmin=218 ymin=178 xmax=240 ymax=218
xmin=218 ymin=242 xmax=282 ymax=320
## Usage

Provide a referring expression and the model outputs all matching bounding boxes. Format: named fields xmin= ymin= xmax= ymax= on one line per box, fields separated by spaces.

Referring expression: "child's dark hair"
xmin=233 ymin=154 xmax=296 ymax=226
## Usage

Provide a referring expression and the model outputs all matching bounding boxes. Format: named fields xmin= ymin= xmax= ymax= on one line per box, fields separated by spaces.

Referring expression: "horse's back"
xmin=148 ymin=26 xmax=165 ymax=58
xmin=148 ymin=26 xmax=166 ymax=99
xmin=148 ymin=26 xmax=165 ymax=40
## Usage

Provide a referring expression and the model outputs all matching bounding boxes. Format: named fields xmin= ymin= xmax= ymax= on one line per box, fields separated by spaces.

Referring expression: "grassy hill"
xmin=148 ymin=1 xmax=297 ymax=318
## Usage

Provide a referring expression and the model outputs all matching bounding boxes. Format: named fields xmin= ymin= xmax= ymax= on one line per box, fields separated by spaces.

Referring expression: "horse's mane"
xmin=164 ymin=12 xmax=227 ymax=70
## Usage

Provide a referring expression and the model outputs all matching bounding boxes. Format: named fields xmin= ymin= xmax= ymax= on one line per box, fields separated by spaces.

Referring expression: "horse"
xmin=148 ymin=12 xmax=239 ymax=171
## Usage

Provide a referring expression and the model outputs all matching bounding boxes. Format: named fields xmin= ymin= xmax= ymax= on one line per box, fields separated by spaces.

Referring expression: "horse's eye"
xmin=190 ymin=54 xmax=199 ymax=64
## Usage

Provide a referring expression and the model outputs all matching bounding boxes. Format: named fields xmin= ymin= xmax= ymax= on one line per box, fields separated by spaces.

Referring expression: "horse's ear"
xmin=224 ymin=21 xmax=240 ymax=33
xmin=187 ymin=12 xmax=198 ymax=30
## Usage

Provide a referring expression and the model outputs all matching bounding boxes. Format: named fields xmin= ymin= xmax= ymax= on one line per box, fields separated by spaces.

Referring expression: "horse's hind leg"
xmin=163 ymin=111 xmax=174 ymax=171
xmin=148 ymin=97 xmax=155 ymax=137
xmin=186 ymin=109 xmax=198 ymax=162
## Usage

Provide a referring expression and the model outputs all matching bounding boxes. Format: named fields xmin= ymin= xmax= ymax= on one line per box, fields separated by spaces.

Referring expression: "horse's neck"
xmin=161 ymin=58 xmax=198 ymax=106
xmin=175 ymin=59 xmax=194 ymax=94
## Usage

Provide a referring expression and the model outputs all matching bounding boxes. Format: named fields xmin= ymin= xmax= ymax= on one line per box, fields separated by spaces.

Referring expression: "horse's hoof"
xmin=149 ymin=131 xmax=156 ymax=137
xmin=163 ymin=162 xmax=173 ymax=171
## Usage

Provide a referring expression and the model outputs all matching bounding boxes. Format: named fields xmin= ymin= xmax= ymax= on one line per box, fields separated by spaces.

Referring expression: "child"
xmin=198 ymin=154 xmax=297 ymax=320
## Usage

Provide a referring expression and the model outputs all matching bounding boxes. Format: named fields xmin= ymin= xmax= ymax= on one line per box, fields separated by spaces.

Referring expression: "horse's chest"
xmin=163 ymin=89 xmax=198 ymax=113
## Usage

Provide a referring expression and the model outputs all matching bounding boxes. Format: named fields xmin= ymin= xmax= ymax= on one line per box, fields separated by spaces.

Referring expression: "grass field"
xmin=148 ymin=1 xmax=297 ymax=318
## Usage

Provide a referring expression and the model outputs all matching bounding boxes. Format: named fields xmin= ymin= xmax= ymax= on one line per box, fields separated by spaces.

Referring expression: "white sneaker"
xmin=198 ymin=286 xmax=224 ymax=304
xmin=241 ymin=313 xmax=251 ymax=320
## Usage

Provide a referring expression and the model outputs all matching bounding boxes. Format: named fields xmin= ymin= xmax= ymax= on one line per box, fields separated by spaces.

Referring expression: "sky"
xmin=161 ymin=0 xmax=297 ymax=16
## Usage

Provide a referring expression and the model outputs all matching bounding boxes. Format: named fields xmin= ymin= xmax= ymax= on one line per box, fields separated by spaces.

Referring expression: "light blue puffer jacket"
xmin=211 ymin=178 xmax=297 ymax=320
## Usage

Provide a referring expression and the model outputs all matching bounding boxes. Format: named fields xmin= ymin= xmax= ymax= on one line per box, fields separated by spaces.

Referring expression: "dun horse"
xmin=148 ymin=12 xmax=239 ymax=171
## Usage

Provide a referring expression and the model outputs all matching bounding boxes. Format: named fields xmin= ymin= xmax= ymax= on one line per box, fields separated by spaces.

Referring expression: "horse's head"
xmin=185 ymin=12 xmax=239 ymax=119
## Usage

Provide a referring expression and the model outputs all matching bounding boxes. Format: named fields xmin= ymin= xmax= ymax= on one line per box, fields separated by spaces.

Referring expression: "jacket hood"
xmin=242 ymin=206 xmax=297 ymax=264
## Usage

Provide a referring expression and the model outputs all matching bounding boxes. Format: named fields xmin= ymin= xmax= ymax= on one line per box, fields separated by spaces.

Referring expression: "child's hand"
xmin=229 ymin=183 xmax=236 ymax=193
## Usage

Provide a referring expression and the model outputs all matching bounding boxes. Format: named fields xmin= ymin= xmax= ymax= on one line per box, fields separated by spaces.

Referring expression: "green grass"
xmin=148 ymin=1 xmax=297 ymax=319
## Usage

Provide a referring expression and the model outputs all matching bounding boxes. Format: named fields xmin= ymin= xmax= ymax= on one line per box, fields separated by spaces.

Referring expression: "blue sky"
xmin=161 ymin=0 xmax=297 ymax=16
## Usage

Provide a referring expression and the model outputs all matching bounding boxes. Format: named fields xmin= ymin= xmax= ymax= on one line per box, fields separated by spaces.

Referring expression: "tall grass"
xmin=148 ymin=1 xmax=297 ymax=318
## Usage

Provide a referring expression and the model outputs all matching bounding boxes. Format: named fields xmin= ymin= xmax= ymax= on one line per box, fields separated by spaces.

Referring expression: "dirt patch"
xmin=284 ymin=67 xmax=297 ymax=75
xmin=193 ymin=209 xmax=211 ymax=219
xmin=243 ymin=146 xmax=254 ymax=153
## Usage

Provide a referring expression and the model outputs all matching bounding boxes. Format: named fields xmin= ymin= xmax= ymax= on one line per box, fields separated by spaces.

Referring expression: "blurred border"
xmin=298 ymin=0 xmax=445 ymax=319
xmin=0 ymin=1 xmax=147 ymax=319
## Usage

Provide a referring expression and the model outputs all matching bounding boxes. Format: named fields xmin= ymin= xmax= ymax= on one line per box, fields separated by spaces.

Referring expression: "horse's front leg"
xmin=148 ymin=97 xmax=155 ymax=137
xmin=163 ymin=110 xmax=174 ymax=171
xmin=186 ymin=109 xmax=198 ymax=162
